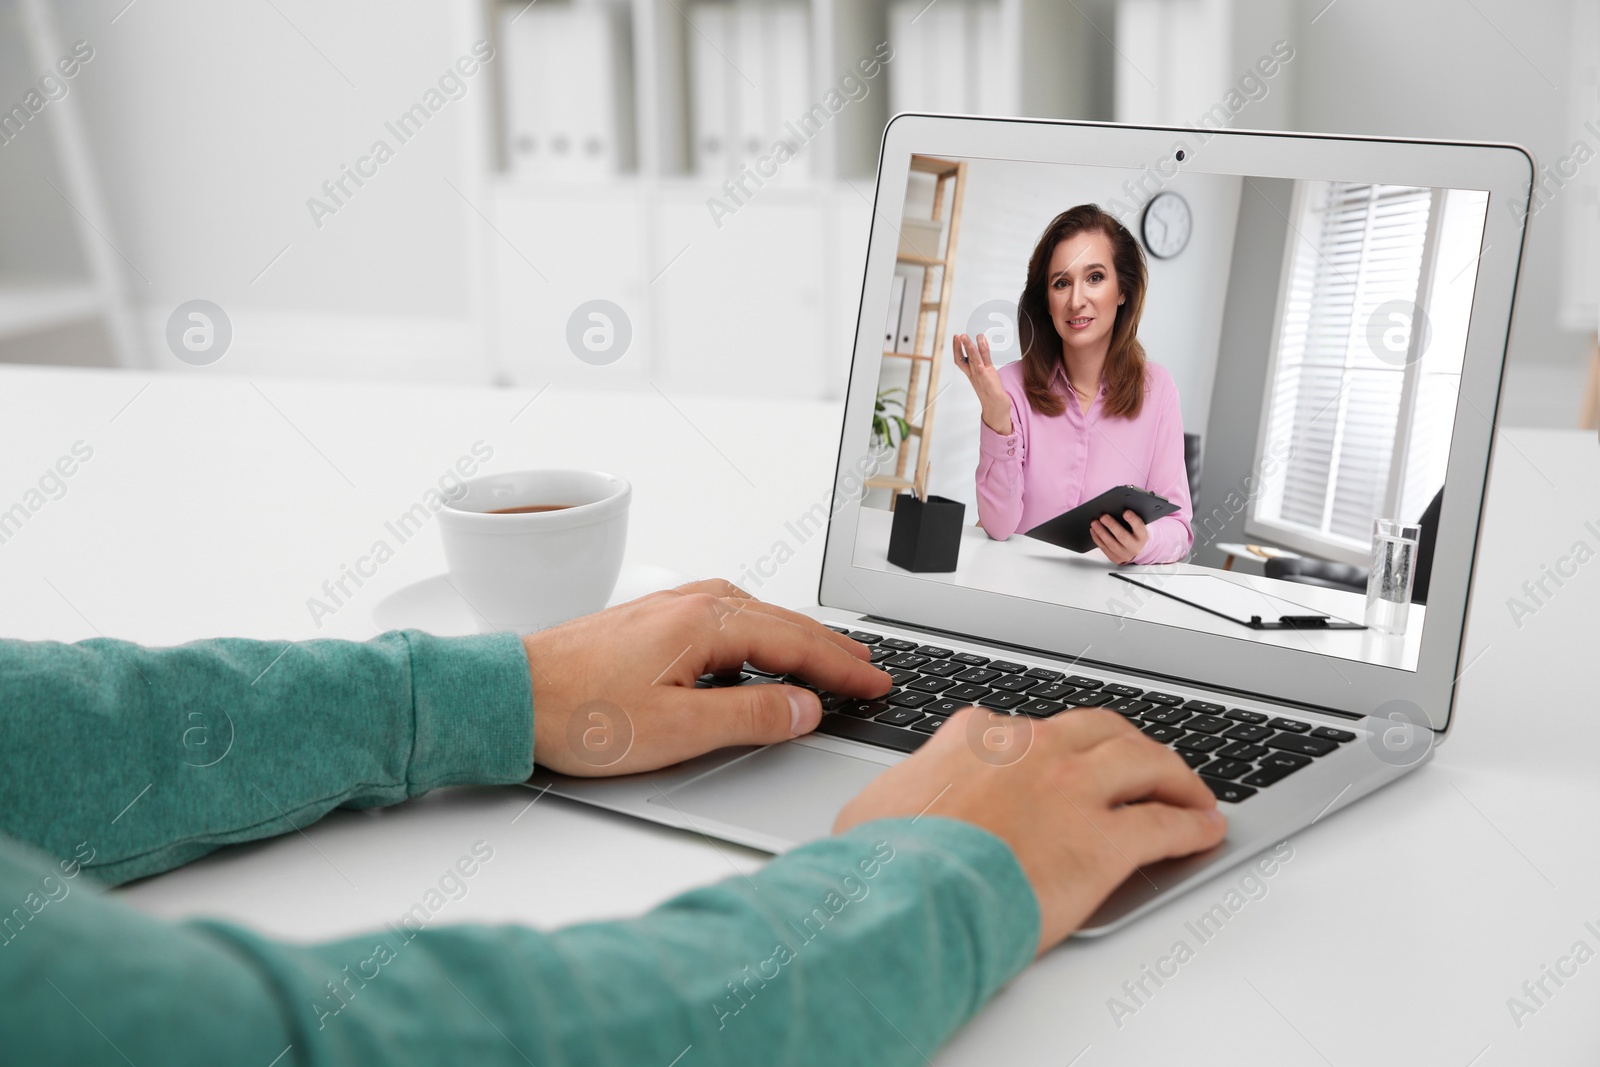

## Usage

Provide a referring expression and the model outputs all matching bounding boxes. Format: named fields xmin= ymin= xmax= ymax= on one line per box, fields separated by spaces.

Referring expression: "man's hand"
xmin=522 ymin=579 xmax=891 ymax=776
xmin=834 ymin=706 xmax=1226 ymax=953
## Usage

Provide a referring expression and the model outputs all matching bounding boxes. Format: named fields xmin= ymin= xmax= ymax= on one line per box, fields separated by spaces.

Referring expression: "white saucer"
xmin=371 ymin=562 xmax=697 ymax=636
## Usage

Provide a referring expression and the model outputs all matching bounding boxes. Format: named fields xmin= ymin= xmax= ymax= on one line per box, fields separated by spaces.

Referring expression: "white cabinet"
xmin=488 ymin=183 xmax=654 ymax=386
xmin=488 ymin=181 xmax=856 ymax=399
xmin=651 ymin=188 xmax=828 ymax=398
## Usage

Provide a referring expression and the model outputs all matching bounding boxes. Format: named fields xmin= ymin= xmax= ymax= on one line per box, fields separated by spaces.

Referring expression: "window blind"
xmin=1258 ymin=182 xmax=1434 ymax=549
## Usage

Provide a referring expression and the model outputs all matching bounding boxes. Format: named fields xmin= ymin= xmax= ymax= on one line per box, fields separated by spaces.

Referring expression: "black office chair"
xmin=1265 ymin=488 xmax=1442 ymax=605
xmin=1183 ymin=433 xmax=1201 ymax=508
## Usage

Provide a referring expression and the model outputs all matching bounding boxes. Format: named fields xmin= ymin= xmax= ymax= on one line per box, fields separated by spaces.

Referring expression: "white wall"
xmin=897 ymin=157 xmax=1240 ymax=513
xmin=39 ymin=0 xmax=492 ymax=377
xmin=1287 ymin=0 xmax=1594 ymax=425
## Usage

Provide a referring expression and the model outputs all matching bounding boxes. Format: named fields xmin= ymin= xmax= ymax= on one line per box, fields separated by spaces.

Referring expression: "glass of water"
xmin=1365 ymin=518 xmax=1421 ymax=634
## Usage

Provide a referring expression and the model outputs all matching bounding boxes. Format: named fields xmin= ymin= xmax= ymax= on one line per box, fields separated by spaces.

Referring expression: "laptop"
xmin=531 ymin=115 xmax=1531 ymax=935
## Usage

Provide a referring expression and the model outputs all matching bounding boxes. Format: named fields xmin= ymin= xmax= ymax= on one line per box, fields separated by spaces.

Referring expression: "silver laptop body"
xmin=531 ymin=116 xmax=1531 ymax=935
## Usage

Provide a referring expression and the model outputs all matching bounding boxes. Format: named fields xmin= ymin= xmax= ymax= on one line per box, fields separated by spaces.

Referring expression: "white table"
xmin=852 ymin=506 xmax=1424 ymax=670
xmin=1214 ymin=540 xmax=1303 ymax=571
xmin=3 ymin=366 xmax=1596 ymax=1065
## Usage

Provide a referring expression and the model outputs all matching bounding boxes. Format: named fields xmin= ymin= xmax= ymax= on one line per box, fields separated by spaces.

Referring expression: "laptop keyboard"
xmin=696 ymin=625 xmax=1357 ymax=804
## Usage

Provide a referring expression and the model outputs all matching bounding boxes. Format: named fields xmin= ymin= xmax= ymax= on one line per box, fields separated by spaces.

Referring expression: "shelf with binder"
xmin=864 ymin=153 xmax=967 ymax=501
xmin=480 ymin=0 xmax=1106 ymax=401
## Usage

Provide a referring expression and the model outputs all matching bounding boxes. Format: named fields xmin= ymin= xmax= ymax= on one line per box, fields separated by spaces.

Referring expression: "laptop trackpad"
xmin=646 ymin=742 xmax=889 ymax=847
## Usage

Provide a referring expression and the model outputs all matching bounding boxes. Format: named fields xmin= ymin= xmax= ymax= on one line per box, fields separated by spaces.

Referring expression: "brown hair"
xmin=1016 ymin=204 xmax=1149 ymax=419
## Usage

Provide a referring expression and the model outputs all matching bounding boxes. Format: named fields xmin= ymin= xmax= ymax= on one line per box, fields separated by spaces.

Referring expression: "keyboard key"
xmin=979 ymin=691 xmax=1027 ymax=710
xmin=1180 ymin=751 xmax=1211 ymax=769
xmin=927 ymin=698 xmax=974 ymax=715
xmin=1268 ymin=717 xmax=1311 ymax=733
xmin=1142 ymin=724 xmax=1184 ymax=743
xmin=881 ymin=637 xmax=918 ymax=651
xmin=1201 ymin=758 xmax=1252 ymax=780
xmin=915 ymin=645 xmax=953 ymax=658
xmin=1217 ymin=741 xmax=1268 ymax=761
xmin=1182 ymin=700 xmax=1226 ymax=715
xmin=1064 ymin=675 xmax=1104 ymax=689
xmin=869 ymin=647 xmax=895 ymax=663
xmin=1020 ymin=699 xmax=1067 ymax=717
xmin=991 ymin=675 xmax=1036 ymax=693
xmin=1024 ymin=667 xmax=1065 ymax=682
xmin=1175 ymin=733 xmax=1226 ymax=753
xmin=1143 ymin=691 xmax=1184 ymax=706
xmin=886 ymin=669 xmax=918 ymax=686
xmin=1185 ymin=715 xmax=1230 ymax=734
xmin=907 ymin=675 xmax=955 ymax=693
xmin=825 ymin=624 xmax=851 ymax=634
xmin=945 ymin=683 xmax=990 ymax=702
xmin=697 ymin=672 xmax=749 ymax=687
xmin=1224 ymin=709 xmax=1269 ymax=725
xmin=910 ymin=716 xmax=947 ymax=734
xmin=1202 ymin=777 xmax=1257 ymax=803
xmin=1065 ymin=690 xmax=1115 ymax=707
xmin=954 ymin=667 xmax=1001 ymax=685
xmin=988 ymin=660 xmax=1027 ymax=674
xmin=1026 ymin=682 xmax=1078 ymax=700
xmin=1223 ymin=724 xmax=1273 ymax=743
xmin=1242 ymin=752 xmax=1312 ymax=787
xmin=847 ymin=631 xmax=883 ymax=644
xmin=782 ymin=675 xmax=819 ymax=691
xmin=874 ymin=706 xmax=925 ymax=727
xmin=950 ymin=652 xmax=990 ymax=666
xmin=1311 ymin=726 xmax=1356 ymax=743
xmin=920 ymin=659 xmax=965 ymax=677
xmin=1102 ymin=683 xmax=1143 ymax=698
xmin=1144 ymin=707 xmax=1194 ymax=725
xmin=819 ymin=693 xmax=850 ymax=711
xmin=887 ymin=689 xmax=936 ymax=709
xmin=985 ymin=675 xmax=1036 ymax=694
xmin=1265 ymin=733 xmax=1337 ymax=757
xmin=1108 ymin=698 xmax=1153 ymax=716
xmin=815 ymin=714 xmax=927 ymax=752
xmin=840 ymin=700 xmax=889 ymax=719
xmin=885 ymin=653 xmax=930 ymax=670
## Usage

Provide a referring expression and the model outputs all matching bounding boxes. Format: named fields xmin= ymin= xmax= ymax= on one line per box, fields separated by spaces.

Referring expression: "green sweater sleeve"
xmin=0 ymin=631 xmax=1042 ymax=1064
xmin=0 ymin=817 xmax=1039 ymax=1066
xmin=0 ymin=632 xmax=535 ymax=885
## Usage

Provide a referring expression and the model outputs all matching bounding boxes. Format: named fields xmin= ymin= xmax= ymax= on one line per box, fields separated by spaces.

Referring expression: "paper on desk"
xmin=1117 ymin=572 xmax=1360 ymax=627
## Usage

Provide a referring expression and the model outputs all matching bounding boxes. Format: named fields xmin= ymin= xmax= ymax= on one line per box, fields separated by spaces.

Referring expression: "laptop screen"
xmin=847 ymin=151 xmax=1493 ymax=675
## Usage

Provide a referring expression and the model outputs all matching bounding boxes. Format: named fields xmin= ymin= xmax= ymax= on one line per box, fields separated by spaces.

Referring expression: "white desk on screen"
xmin=2 ymin=366 xmax=1595 ymax=1065
xmin=851 ymin=505 xmax=1424 ymax=670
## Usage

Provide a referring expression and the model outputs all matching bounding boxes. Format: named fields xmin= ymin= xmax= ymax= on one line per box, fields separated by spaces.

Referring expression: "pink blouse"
xmin=976 ymin=359 xmax=1194 ymax=565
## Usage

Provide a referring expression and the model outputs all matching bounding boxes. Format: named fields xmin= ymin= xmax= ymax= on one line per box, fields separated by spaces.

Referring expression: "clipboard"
xmin=1024 ymin=485 xmax=1180 ymax=554
xmin=1111 ymin=573 xmax=1366 ymax=630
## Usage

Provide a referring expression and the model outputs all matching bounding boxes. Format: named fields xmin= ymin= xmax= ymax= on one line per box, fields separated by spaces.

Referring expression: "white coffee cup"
xmin=437 ymin=469 xmax=630 ymax=633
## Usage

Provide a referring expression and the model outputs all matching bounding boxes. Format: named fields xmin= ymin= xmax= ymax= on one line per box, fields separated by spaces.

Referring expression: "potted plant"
xmin=871 ymin=387 xmax=911 ymax=475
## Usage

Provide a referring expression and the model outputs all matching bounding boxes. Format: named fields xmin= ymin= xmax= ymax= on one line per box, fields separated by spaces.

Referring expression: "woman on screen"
xmin=953 ymin=203 xmax=1193 ymax=565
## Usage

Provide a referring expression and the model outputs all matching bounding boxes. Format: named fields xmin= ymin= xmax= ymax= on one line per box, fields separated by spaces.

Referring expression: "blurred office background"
xmin=0 ymin=0 xmax=1594 ymax=427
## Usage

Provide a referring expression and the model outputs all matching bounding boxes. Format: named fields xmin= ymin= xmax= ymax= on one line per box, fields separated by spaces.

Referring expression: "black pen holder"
xmin=887 ymin=493 xmax=965 ymax=572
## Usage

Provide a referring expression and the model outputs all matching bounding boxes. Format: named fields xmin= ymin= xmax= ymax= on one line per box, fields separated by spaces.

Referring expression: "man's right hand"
xmin=834 ymin=706 xmax=1226 ymax=954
